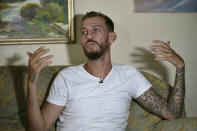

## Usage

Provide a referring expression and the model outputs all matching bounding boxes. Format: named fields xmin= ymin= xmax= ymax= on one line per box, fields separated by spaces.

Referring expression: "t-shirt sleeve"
xmin=130 ymin=69 xmax=152 ymax=99
xmin=46 ymin=72 xmax=69 ymax=106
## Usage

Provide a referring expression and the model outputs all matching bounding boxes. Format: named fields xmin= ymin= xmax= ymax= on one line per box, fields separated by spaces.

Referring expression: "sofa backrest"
xmin=0 ymin=66 xmax=65 ymax=131
xmin=0 ymin=66 xmax=186 ymax=131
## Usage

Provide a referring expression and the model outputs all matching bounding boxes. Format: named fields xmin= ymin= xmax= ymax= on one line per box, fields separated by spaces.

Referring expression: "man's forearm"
xmin=27 ymin=82 xmax=45 ymax=131
xmin=167 ymin=66 xmax=185 ymax=118
xmin=26 ymin=46 xmax=53 ymax=131
xmin=137 ymin=40 xmax=186 ymax=120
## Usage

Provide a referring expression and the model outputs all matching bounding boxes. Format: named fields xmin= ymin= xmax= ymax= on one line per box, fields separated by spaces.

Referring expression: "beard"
xmin=83 ymin=40 xmax=108 ymax=60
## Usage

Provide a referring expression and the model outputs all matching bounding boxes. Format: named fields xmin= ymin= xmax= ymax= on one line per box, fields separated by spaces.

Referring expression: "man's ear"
xmin=109 ymin=32 xmax=117 ymax=44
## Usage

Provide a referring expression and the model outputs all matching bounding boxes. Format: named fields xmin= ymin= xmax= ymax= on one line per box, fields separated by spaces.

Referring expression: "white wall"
xmin=0 ymin=0 xmax=197 ymax=117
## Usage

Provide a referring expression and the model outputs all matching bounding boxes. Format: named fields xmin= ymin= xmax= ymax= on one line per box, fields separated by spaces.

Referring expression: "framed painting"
xmin=134 ymin=0 xmax=197 ymax=13
xmin=0 ymin=0 xmax=74 ymax=44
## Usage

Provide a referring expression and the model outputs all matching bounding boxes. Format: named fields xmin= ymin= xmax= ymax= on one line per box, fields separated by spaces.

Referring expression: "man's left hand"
xmin=150 ymin=40 xmax=184 ymax=68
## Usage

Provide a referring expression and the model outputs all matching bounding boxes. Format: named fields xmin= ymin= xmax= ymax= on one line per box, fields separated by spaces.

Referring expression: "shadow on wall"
xmin=5 ymin=54 xmax=23 ymax=66
xmin=131 ymin=47 xmax=169 ymax=82
xmin=0 ymin=15 xmax=86 ymax=129
xmin=66 ymin=14 xmax=86 ymax=65
xmin=5 ymin=54 xmax=27 ymax=129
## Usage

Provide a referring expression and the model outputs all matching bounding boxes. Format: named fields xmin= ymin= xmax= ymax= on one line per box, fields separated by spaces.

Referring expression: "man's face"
xmin=80 ymin=16 xmax=111 ymax=60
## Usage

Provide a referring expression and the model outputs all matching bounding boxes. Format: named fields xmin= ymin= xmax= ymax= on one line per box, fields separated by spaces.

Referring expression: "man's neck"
xmin=84 ymin=58 xmax=112 ymax=79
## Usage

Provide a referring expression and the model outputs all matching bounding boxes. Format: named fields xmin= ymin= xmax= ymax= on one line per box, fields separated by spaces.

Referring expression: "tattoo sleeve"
xmin=167 ymin=66 xmax=185 ymax=118
xmin=31 ymin=74 xmax=36 ymax=83
xmin=136 ymin=66 xmax=185 ymax=120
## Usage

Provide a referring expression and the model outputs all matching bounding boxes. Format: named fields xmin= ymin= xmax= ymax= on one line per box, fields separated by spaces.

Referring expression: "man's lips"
xmin=86 ymin=40 xmax=98 ymax=46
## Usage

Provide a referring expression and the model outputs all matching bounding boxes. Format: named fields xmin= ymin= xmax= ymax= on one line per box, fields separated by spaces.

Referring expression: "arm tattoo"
xmin=168 ymin=66 xmax=185 ymax=118
xmin=31 ymin=74 xmax=36 ymax=83
xmin=136 ymin=66 xmax=185 ymax=120
xmin=136 ymin=89 xmax=174 ymax=120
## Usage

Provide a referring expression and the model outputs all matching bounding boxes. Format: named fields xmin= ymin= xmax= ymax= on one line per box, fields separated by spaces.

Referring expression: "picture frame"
xmin=0 ymin=0 xmax=74 ymax=45
xmin=133 ymin=0 xmax=197 ymax=13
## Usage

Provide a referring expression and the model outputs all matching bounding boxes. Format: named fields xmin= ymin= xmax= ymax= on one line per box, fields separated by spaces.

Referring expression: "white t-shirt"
xmin=47 ymin=64 xmax=152 ymax=131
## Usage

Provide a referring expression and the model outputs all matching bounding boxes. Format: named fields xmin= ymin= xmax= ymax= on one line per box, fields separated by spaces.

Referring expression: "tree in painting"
xmin=0 ymin=0 xmax=69 ymax=39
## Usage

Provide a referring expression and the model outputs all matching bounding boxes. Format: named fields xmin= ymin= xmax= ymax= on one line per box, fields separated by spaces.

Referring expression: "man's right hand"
xmin=26 ymin=47 xmax=63 ymax=131
xmin=27 ymin=46 xmax=53 ymax=85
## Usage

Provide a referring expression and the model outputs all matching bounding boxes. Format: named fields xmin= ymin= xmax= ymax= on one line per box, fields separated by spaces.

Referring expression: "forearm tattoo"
xmin=136 ymin=66 xmax=185 ymax=120
xmin=31 ymin=75 xmax=36 ymax=83
xmin=168 ymin=66 xmax=185 ymax=118
xmin=136 ymin=89 xmax=174 ymax=120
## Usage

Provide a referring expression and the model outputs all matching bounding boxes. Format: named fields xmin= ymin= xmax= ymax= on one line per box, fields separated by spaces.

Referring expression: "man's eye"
xmin=94 ymin=28 xmax=100 ymax=32
xmin=81 ymin=31 xmax=87 ymax=35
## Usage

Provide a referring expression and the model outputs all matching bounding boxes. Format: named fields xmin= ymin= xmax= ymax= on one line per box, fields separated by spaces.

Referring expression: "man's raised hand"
xmin=26 ymin=46 xmax=53 ymax=84
xmin=150 ymin=40 xmax=184 ymax=68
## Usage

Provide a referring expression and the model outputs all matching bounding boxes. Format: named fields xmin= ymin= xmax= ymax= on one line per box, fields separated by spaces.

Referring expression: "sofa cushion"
xmin=0 ymin=66 xmax=65 ymax=131
xmin=0 ymin=66 xmax=187 ymax=131
xmin=126 ymin=72 xmax=174 ymax=130
xmin=154 ymin=117 xmax=197 ymax=131
xmin=0 ymin=66 xmax=28 ymax=130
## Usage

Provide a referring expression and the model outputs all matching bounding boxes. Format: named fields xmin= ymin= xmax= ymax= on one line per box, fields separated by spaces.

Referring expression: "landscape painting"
xmin=0 ymin=0 xmax=74 ymax=44
xmin=134 ymin=0 xmax=197 ymax=13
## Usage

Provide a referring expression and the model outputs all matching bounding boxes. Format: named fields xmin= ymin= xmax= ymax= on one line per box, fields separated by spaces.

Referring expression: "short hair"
xmin=82 ymin=11 xmax=114 ymax=32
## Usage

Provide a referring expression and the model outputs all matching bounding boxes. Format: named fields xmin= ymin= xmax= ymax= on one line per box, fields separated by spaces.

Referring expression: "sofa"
xmin=0 ymin=66 xmax=196 ymax=131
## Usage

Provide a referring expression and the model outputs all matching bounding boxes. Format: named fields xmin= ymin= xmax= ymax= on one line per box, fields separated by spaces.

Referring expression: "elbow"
xmin=166 ymin=116 xmax=175 ymax=121
xmin=164 ymin=115 xmax=175 ymax=121
xmin=165 ymin=112 xmax=182 ymax=121
xmin=27 ymin=122 xmax=45 ymax=131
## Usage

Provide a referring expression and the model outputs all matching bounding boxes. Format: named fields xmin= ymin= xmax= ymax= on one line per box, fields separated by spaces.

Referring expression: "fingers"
xmin=31 ymin=46 xmax=45 ymax=57
xmin=150 ymin=40 xmax=173 ymax=57
xmin=27 ymin=47 xmax=52 ymax=63
xmin=150 ymin=45 xmax=171 ymax=54
xmin=155 ymin=55 xmax=171 ymax=61
xmin=39 ymin=55 xmax=53 ymax=63
xmin=150 ymin=40 xmax=172 ymax=62
xmin=151 ymin=40 xmax=170 ymax=49
xmin=150 ymin=40 xmax=185 ymax=68
xmin=27 ymin=46 xmax=53 ymax=75
xmin=29 ymin=47 xmax=49 ymax=62
xmin=37 ymin=60 xmax=52 ymax=72
xmin=27 ymin=46 xmax=53 ymax=84
xmin=152 ymin=40 xmax=171 ymax=51
xmin=36 ymin=55 xmax=53 ymax=70
xmin=166 ymin=41 xmax=170 ymax=46
xmin=31 ymin=49 xmax=50 ymax=64
xmin=27 ymin=46 xmax=43 ymax=57
xmin=26 ymin=52 xmax=33 ymax=57
xmin=152 ymin=40 xmax=170 ymax=46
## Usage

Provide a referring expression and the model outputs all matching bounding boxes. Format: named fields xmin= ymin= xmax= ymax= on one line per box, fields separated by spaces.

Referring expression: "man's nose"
xmin=86 ymin=30 xmax=93 ymax=39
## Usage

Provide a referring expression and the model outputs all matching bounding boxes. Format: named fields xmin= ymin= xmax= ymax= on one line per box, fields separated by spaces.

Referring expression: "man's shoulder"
xmin=113 ymin=64 xmax=138 ymax=72
xmin=58 ymin=64 xmax=83 ymax=76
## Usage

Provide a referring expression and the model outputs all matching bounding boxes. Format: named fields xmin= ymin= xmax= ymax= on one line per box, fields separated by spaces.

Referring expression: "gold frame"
xmin=0 ymin=0 xmax=74 ymax=45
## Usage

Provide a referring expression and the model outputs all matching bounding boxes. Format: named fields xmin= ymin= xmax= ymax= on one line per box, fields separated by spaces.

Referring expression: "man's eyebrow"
xmin=81 ymin=25 xmax=103 ymax=30
xmin=81 ymin=27 xmax=86 ymax=30
xmin=92 ymin=25 xmax=103 ymax=28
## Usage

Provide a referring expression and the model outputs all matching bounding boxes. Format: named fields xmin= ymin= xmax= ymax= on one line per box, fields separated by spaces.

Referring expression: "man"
xmin=26 ymin=11 xmax=185 ymax=131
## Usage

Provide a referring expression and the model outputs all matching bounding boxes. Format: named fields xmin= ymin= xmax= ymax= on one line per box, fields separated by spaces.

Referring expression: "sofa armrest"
xmin=154 ymin=117 xmax=197 ymax=130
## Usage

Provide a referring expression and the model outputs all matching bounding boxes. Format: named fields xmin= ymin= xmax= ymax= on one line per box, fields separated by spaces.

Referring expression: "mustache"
xmin=86 ymin=39 xmax=98 ymax=44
